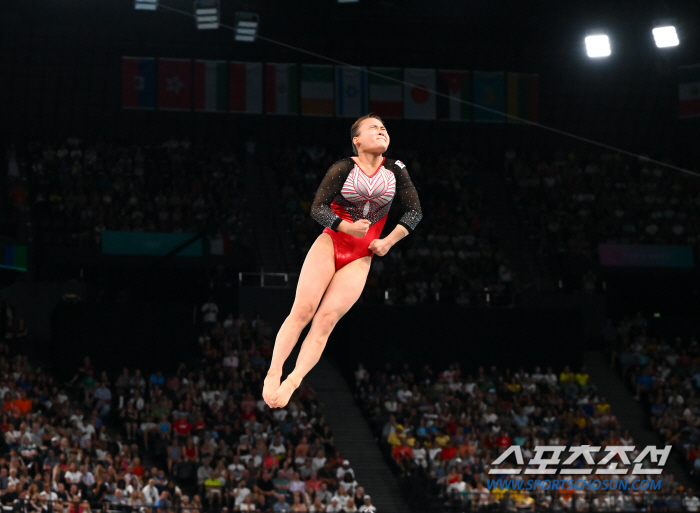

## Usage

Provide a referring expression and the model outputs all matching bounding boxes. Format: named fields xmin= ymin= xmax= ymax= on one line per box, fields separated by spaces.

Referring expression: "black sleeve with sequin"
xmin=310 ymin=159 xmax=354 ymax=231
xmin=389 ymin=160 xmax=423 ymax=233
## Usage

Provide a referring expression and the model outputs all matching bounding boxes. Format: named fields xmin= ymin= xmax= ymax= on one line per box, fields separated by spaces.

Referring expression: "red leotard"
xmin=323 ymin=218 xmax=387 ymax=271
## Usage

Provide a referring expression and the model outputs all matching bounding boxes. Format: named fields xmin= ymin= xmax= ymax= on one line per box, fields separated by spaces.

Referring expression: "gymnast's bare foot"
xmin=262 ymin=372 xmax=281 ymax=407
xmin=269 ymin=377 xmax=299 ymax=408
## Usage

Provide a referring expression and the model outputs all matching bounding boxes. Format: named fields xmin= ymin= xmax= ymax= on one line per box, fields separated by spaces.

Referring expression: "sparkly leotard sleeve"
xmin=309 ymin=159 xmax=355 ymax=232
xmin=310 ymin=157 xmax=422 ymax=270
xmin=387 ymin=159 xmax=423 ymax=234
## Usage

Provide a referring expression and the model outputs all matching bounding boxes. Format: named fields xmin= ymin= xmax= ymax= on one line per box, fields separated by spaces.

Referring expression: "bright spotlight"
xmin=134 ymin=0 xmax=157 ymax=10
xmin=234 ymin=12 xmax=259 ymax=42
xmin=585 ymin=34 xmax=611 ymax=58
xmin=195 ymin=0 xmax=219 ymax=30
xmin=653 ymin=26 xmax=679 ymax=48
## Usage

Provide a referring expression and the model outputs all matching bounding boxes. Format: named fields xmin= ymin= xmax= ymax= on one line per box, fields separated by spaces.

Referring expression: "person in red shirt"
xmin=173 ymin=414 xmax=191 ymax=440
xmin=192 ymin=415 xmax=206 ymax=433
xmin=263 ymin=449 xmax=280 ymax=471
xmin=441 ymin=440 xmax=457 ymax=462
xmin=446 ymin=466 xmax=461 ymax=485
xmin=305 ymin=472 xmax=322 ymax=492
xmin=132 ymin=457 xmax=145 ymax=477
xmin=183 ymin=437 xmax=198 ymax=462
xmin=392 ymin=442 xmax=413 ymax=461
xmin=240 ymin=406 xmax=256 ymax=424
xmin=444 ymin=415 xmax=459 ymax=436
xmin=495 ymin=430 xmax=511 ymax=448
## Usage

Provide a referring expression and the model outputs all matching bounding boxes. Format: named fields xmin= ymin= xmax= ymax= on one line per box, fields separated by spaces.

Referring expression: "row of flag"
xmin=122 ymin=57 xmax=539 ymax=123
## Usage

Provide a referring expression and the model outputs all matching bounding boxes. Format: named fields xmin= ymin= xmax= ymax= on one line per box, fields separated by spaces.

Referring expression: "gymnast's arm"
xmin=388 ymin=163 xmax=423 ymax=244
xmin=309 ymin=159 xmax=367 ymax=237
xmin=369 ymin=163 xmax=422 ymax=254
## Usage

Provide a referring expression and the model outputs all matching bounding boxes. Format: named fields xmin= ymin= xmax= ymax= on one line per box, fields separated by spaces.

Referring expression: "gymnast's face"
xmin=354 ymin=118 xmax=389 ymax=155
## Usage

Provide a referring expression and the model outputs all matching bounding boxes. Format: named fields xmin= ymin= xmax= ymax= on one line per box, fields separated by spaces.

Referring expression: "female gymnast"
xmin=263 ymin=114 xmax=423 ymax=408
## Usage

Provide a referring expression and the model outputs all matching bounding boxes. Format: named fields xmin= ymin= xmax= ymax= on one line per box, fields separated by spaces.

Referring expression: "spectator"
xmin=358 ymin=495 xmax=376 ymax=513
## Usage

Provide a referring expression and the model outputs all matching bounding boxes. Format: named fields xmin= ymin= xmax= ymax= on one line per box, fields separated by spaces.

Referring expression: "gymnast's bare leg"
xmin=261 ymin=233 xmax=335 ymax=406
xmin=263 ymin=250 xmax=371 ymax=408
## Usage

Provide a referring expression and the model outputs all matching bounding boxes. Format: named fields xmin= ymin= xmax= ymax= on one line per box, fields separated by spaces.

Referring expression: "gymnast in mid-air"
xmin=262 ymin=113 xmax=423 ymax=408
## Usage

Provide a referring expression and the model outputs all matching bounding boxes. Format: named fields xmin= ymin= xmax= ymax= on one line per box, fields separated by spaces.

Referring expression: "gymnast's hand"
xmin=344 ymin=219 xmax=370 ymax=238
xmin=368 ymin=238 xmax=392 ymax=256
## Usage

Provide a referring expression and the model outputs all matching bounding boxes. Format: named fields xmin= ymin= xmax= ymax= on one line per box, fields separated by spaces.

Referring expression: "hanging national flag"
xmin=158 ymin=58 xmax=192 ymax=111
xmin=403 ymin=68 xmax=436 ymax=120
xmin=265 ymin=63 xmax=299 ymax=115
xmin=679 ymin=65 xmax=700 ymax=118
xmin=336 ymin=66 xmax=368 ymax=118
xmin=506 ymin=72 xmax=539 ymax=123
xmin=473 ymin=71 xmax=505 ymax=123
xmin=300 ymin=65 xmax=334 ymax=116
xmin=438 ymin=70 xmax=471 ymax=121
xmin=229 ymin=62 xmax=263 ymax=114
xmin=369 ymin=67 xmax=403 ymax=118
xmin=193 ymin=60 xmax=228 ymax=112
xmin=121 ymin=57 xmax=156 ymax=109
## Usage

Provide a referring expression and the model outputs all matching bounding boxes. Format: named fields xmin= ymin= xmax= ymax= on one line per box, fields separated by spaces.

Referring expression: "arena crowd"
xmin=0 ymin=297 xmax=382 ymax=513
xmin=7 ymin=138 xmax=253 ymax=250
xmin=611 ymin=312 xmax=700 ymax=490
xmin=354 ymin=359 xmax=688 ymax=511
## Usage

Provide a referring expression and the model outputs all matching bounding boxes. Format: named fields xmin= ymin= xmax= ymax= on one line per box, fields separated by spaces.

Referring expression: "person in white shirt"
xmin=142 ymin=479 xmax=160 ymax=506
xmin=268 ymin=435 xmax=286 ymax=456
xmin=447 ymin=474 xmax=467 ymax=500
xmin=412 ymin=443 xmax=428 ymax=469
xmin=223 ymin=350 xmax=239 ymax=369
xmin=336 ymin=460 xmax=354 ymax=481
xmin=232 ymin=480 xmax=251 ymax=507
xmin=338 ymin=472 xmax=358 ymax=496
xmin=354 ymin=363 xmax=367 ymax=386
xmin=396 ymin=386 xmax=412 ymax=404
xmin=383 ymin=396 xmax=398 ymax=413
xmin=239 ymin=494 xmax=257 ymax=511
xmin=201 ymin=298 xmax=219 ymax=328
xmin=288 ymin=472 xmax=305 ymax=494
xmin=64 ymin=463 xmax=82 ymax=486
xmin=684 ymin=489 xmax=700 ymax=512
xmin=39 ymin=485 xmax=58 ymax=502
xmin=344 ymin=497 xmax=358 ymax=512
xmin=227 ymin=457 xmax=246 ymax=481
xmin=359 ymin=495 xmax=377 ymax=513
xmin=325 ymin=498 xmax=342 ymax=513
xmin=311 ymin=450 xmax=327 ymax=473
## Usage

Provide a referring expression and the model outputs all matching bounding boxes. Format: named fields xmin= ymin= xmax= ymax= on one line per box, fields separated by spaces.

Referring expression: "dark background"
xmin=2 ymin=0 xmax=700 ymax=160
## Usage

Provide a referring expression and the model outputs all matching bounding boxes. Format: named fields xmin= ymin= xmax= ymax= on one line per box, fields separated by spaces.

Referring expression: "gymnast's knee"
xmin=289 ymin=303 xmax=315 ymax=326
xmin=314 ymin=310 xmax=340 ymax=335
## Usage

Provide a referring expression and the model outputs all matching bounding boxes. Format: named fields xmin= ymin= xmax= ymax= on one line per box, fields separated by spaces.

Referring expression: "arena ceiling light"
xmin=653 ymin=25 xmax=679 ymax=48
xmin=194 ymin=0 xmax=220 ymax=30
xmin=234 ymin=12 xmax=259 ymax=42
xmin=134 ymin=0 xmax=158 ymax=10
xmin=585 ymin=34 xmax=611 ymax=58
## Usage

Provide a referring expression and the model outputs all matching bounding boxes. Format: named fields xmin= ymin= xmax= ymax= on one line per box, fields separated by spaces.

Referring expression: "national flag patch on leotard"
xmin=395 ymin=160 xmax=406 ymax=169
